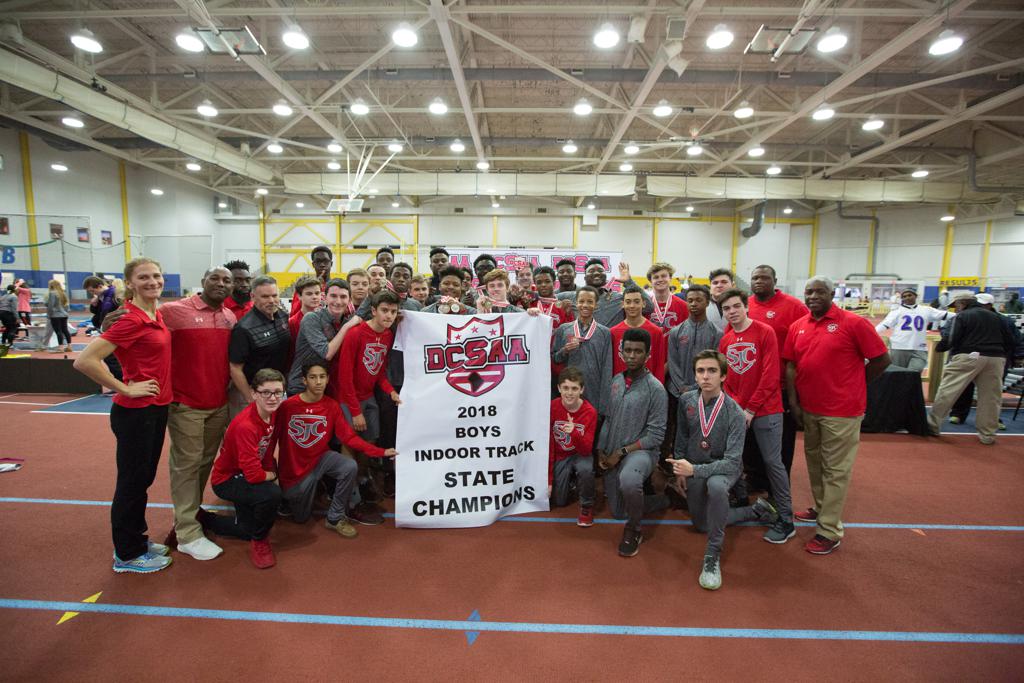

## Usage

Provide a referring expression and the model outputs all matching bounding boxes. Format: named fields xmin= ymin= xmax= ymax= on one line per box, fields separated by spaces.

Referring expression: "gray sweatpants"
xmin=281 ymin=450 xmax=358 ymax=524
xmin=604 ymin=450 xmax=669 ymax=532
xmin=687 ymin=473 xmax=760 ymax=556
xmin=890 ymin=349 xmax=928 ymax=373
xmin=749 ymin=413 xmax=792 ymax=521
xmin=552 ymin=455 xmax=595 ymax=508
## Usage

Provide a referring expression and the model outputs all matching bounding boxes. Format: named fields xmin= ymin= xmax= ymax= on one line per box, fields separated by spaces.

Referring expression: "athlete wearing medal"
xmin=527 ymin=266 xmax=574 ymax=327
xmin=644 ymin=262 xmax=689 ymax=331
xmin=552 ymin=286 xmax=613 ymax=418
xmin=422 ymin=266 xmax=478 ymax=315
xmin=668 ymin=350 xmax=778 ymax=590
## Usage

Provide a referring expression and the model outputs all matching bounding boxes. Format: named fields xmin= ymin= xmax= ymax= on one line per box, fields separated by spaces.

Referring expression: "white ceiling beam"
xmin=811 ymin=84 xmax=1024 ymax=178
xmin=699 ymin=0 xmax=980 ymax=177
xmin=429 ymin=0 xmax=485 ymax=163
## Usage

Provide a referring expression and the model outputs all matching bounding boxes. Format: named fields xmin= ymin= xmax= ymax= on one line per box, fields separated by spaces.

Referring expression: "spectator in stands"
xmin=0 ymin=285 xmax=19 ymax=353
xmin=45 ymin=279 xmax=72 ymax=353
xmin=14 ymin=278 xmax=32 ymax=327
xmin=1004 ymin=292 xmax=1023 ymax=314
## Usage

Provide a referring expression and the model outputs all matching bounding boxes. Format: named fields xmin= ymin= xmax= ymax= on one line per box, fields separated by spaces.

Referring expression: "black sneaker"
xmin=276 ymin=499 xmax=293 ymax=517
xmin=349 ymin=503 xmax=385 ymax=526
xmin=618 ymin=528 xmax=643 ymax=557
xmin=764 ymin=518 xmax=796 ymax=544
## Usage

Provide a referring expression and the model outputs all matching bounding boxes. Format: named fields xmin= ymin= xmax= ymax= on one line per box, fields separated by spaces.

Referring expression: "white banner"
xmin=393 ymin=311 xmax=551 ymax=528
xmin=423 ymin=248 xmax=623 ymax=289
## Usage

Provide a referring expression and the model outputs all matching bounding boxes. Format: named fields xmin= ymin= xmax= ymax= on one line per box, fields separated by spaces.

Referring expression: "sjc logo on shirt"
xmin=725 ymin=341 xmax=757 ymax=374
xmin=288 ymin=414 xmax=328 ymax=449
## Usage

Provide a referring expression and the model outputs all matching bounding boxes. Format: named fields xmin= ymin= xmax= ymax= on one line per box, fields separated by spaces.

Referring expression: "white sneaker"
xmin=177 ymin=536 xmax=223 ymax=561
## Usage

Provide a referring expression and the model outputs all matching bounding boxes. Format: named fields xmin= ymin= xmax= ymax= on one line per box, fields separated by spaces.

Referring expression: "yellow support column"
xmin=652 ymin=217 xmax=660 ymax=263
xmin=809 ymin=214 xmax=819 ymax=275
xmin=118 ymin=160 xmax=131 ymax=261
xmin=979 ymin=220 xmax=992 ymax=291
xmin=866 ymin=208 xmax=876 ymax=273
xmin=939 ymin=205 xmax=955 ymax=281
xmin=334 ymin=214 xmax=342 ymax=277
xmin=413 ymin=214 xmax=420 ymax=272
xmin=18 ymin=132 xmax=40 ymax=272
xmin=492 ymin=215 xmax=498 ymax=248
xmin=572 ymin=215 xmax=580 ymax=248
xmin=730 ymin=214 xmax=739 ymax=274
xmin=258 ymin=196 xmax=267 ymax=272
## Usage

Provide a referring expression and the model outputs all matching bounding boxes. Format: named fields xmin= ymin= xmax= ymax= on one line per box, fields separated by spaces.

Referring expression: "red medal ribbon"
xmin=652 ymin=295 xmax=672 ymax=325
xmin=572 ymin=318 xmax=597 ymax=341
xmin=698 ymin=391 xmax=726 ymax=445
xmin=537 ymin=297 xmax=557 ymax=316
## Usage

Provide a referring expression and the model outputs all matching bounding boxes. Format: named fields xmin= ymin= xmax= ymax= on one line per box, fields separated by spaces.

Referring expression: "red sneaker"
xmin=577 ymin=506 xmax=594 ymax=527
xmin=804 ymin=534 xmax=841 ymax=555
xmin=249 ymin=538 xmax=276 ymax=569
xmin=794 ymin=508 xmax=818 ymax=523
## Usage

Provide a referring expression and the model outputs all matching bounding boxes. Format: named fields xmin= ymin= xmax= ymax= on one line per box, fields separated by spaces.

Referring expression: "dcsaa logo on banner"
xmin=393 ymin=311 xmax=551 ymax=528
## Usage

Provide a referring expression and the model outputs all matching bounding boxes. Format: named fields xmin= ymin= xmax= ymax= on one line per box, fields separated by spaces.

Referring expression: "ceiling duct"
xmin=0 ymin=49 xmax=275 ymax=183
xmin=968 ymin=130 xmax=1024 ymax=194
xmin=742 ymin=202 xmax=767 ymax=237
xmin=647 ymin=176 xmax=1000 ymax=203
xmin=285 ymin=172 xmax=637 ymax=197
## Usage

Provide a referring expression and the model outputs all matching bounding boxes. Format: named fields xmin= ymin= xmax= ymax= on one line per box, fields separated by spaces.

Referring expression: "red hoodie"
xmin=718 ymin=319 xmax=782 ymax=416
xmin=271 ymin=394 xmax=386 ymax=489
xmin=610 ymin=319 xmax=666 ymax=383
xmin=210 ymin=402 xmax=276 ymax=486
xmin=548 ymin=398 xmax=598 ymax=485
xmin=336 ymin=322 xmax=396 ymax=417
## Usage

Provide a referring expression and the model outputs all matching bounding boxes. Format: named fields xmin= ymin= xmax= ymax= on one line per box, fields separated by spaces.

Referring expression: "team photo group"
xmin=76 ymin=242 xmax=996 ymax=592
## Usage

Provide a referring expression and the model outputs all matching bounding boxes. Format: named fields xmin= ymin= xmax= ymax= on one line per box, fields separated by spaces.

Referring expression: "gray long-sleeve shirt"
xmin=46 ymin=292 xmax=69 ymax=318
xmin=288 ymin=307 xmax=347 ymax=393
xmin=674 ymin=389 xmax=746 ymax=480
xmin=552 ymin=320 xmax=613 ymax=416
xmin=597 ymin=370 xmax=667 ymax=454
xmin=556 ymin=279 xmax=652 ymax=328
xmin=0 ymin=293 xmax=18 ymax=316
xmin=665 ymin=318 xmax=723 ymax=398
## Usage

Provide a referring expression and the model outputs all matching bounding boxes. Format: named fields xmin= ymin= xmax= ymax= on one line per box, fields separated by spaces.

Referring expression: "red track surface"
xmin=1 ymin=394 xmax=1022 ymax=680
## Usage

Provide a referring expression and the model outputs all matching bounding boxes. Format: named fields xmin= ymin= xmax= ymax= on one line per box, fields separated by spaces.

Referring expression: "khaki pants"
xmin=168 ymin=402 xmax=229 ymax=544
xmin=928 ymin=353 xmax=1005 ymax=442
xmin=803 ymin=412 xmax=862 ymax=541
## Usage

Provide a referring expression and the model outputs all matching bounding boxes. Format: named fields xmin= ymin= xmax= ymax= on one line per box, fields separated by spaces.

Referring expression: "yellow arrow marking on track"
xmin=57 ymin=591 xmax=102 ymax=625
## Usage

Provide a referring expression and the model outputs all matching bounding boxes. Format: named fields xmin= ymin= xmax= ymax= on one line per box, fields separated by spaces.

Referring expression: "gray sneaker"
xmin=699 ymin=554 xmax=722 ymax=590
xmin=752 ymin=497 xmax=777 ymax=523
xmin=113 ymin=551 xmax=173 ymax=574
xmin=764 ymin=518 xmax=796 ymax=544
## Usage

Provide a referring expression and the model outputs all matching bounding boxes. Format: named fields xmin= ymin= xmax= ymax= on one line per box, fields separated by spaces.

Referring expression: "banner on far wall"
xmin=435 ymin=248 xmax=623 ymax=288
xmin=393 ymin=311 xmax=551 ymax=529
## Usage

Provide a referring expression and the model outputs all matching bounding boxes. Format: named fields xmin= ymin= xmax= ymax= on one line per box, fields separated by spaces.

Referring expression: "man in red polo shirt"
xmin=747 ymin=264 xmax=808 ymax=483
xmin=159 ymin=266 xmax=237 ymax=561
xmin=223 ymin=260 xmax=253 ymax=318
xmin=783 ymin=276 xmax=889 ymax=555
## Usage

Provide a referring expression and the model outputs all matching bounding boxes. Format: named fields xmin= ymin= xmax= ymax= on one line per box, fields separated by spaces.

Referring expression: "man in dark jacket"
xmin=928 ymin=292 xmax=1016 ymax=445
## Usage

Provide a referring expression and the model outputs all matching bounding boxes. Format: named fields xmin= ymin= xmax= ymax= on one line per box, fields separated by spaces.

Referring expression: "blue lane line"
xmin=1 ymin=497 xmax=1023 ymax=532
xmin=0 ymin=598 xmax=1021 ymax=644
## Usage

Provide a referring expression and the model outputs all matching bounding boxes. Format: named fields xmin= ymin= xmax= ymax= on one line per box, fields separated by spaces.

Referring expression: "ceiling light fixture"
xmin=327 ymin=142 xmax=343 ymax=153
xmin=61 ymin=116 xmax=84 ymax=128
xmin=272 ymin=100 xmax=293 ymax=116
xmin=748 ymin=146 xmax=765 ymax=157
xmin=150 ymin=187 xmax=164 ymax=196
xmin=766 ymin=165 xmax=782 ymax=175
xmin=623 ymin=142 xmax=640 ymax=155
xmin=51 ymin=163 xmax=68 ymax=172
xmin=327 ymin=161 xmax=342 ymax=171
xmin=186 ymin=161 xmax=202 ymax=172
xmin=562 ymin=140 xmax=578 ymax=154
xmin=929 ymin=29 xmax=963 ymax=56
xmin=816 ymin=26 xmax=848 ymax=53
xmin=586 ymin=202 xmax=596 ymax=210
xmin=392 ymin=201 xmax=400 ymax=208
xmin=282 ymin=27 xmax=310 ymax=50
xmin=783 ymin=206 xmax=793 ymax=215
xmin=218 ymin=201 xmax=228 ymax=209
xmin=706 ymin=24 xmax=734 ymax=50
xmin=450 ymin=139 xmax=465 ymax=153
xmin=733 ymin=101 xmax=754 ymax=119
xmin=652 ymin=100 xmax=673 ymax=117
xmin=175 ymin=30 xmax=204 ymax=53
xmin=368 ymin=188 xmax=379 ymax=194
xmin=428 ymin=97 xmax=448 ymax=115
xmin=296 ymin=202 xmax=304 ymax=208
xmin=573 ymin=98 xmax=593 ymax=116
xmin=812 ymin=104 xmax=835 ymax=121
xmin=862 ymin=117 xmax=884 ymax=131
xmin=685 ymin=205 xmax=695 ymax=212
xmin=196 ymin=100 xmax=218 ymax=117
xmin=387 ymin=141 xmax=404 ymax=153
xmin=593 ymin=23 xmax=620 ymax=49
xmin=349 ymin=99 xmax=369 ymax=116
xmin=266 ymin=142 xmax=284 ymax=154
xmin=686 ymin=144 xmax=703 ymax=157
xmin=911 ymin=169 xmax=929 ymax=178
xmin=392 ymin=22 xmax=418 ymax=48
xmin=940 ymin=214 xmax=956 ymax=222
xmin=492 ymin=202 xmax=501 ymax=209
xmin=255 ymin=188 xmax=269 ymax=196
xmin=476 ymin=160 xmax=490 ymax=170
xmin=70 ymin=28 xmax=103 ymax=53
xmin=619 ymin=162 xmax=633 ymax=172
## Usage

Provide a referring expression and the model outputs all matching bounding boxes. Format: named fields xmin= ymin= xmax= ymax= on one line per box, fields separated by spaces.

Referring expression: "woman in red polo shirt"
xmin=74 ymin=257 xmax=174 ymax=574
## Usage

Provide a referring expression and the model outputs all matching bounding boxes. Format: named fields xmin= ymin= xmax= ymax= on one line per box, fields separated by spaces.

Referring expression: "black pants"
xmin=375 ymin=383 xmax=399 ymax=449
xmin=740 ymin=390 xmax=796 ymax=493
xmin=49 ymin=316 xmax=71 ymax=345
xmin=211 ymin=475 xmax=281 ymax=541
xmin=1 ymin=311 xmax=17 ymax=344
xmin=110 ymin=403 xmax=169 ymax=560
xmin=18 ymin=311 xmax=30 ymax=326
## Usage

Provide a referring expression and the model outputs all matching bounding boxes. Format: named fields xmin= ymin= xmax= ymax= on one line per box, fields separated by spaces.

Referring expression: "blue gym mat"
xmin=34 ymin=393 xmax=113 ymax=415
xmin=940 ymin=408 xmax=1023 ymax=435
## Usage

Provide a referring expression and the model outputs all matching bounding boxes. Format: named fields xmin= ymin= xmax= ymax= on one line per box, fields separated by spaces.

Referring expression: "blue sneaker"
xmin=113 ymin=551 xmax=173 ymax=574
xmin=148 ymin=540 xmax=170 ymax=556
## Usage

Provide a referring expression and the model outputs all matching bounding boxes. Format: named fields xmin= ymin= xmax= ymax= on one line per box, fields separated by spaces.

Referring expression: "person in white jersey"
xmin=875 ymin=288 xmax=951 ymax=373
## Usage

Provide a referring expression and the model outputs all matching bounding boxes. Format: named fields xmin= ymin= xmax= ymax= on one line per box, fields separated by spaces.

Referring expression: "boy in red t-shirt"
xmin=273 ymin=361 xmax=396 ymax=536
xmin=549 ymin=367 xmax=598 ymax=526
xmin=207 ymin=369 xmax=286 ymax=569
xmin=610 ymin=285 xmax=666 ymax=382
